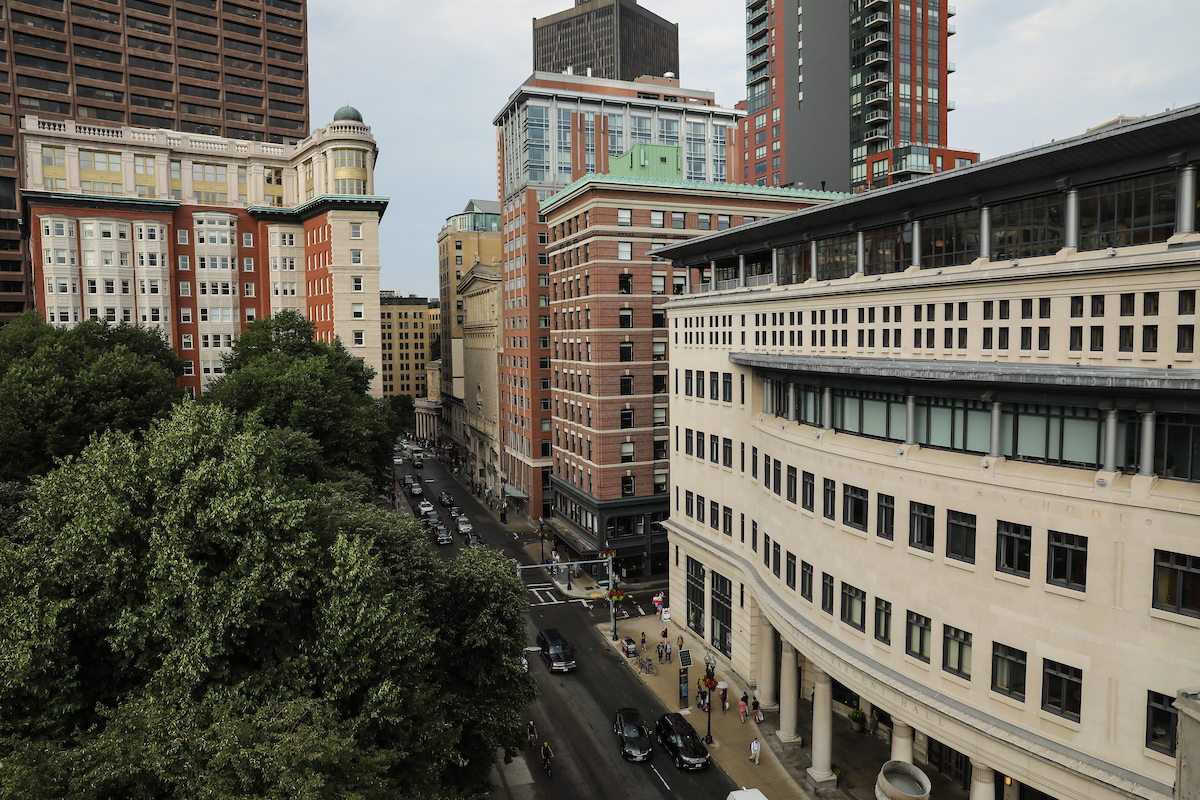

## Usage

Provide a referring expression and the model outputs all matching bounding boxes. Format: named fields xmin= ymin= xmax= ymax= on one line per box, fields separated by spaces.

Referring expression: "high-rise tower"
xmin=533 ymin=0 xmax=679 ymax=83
xmin=741 ymin=0 xmax=976 ymax=193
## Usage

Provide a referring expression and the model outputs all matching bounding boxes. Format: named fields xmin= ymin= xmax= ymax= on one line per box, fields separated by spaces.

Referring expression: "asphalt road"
xmin=390 ymin=450 xmax=736 ymax=800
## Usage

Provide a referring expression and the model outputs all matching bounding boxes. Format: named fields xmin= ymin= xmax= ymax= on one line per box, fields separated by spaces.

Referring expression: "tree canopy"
xmin=201 ymin=310 xmax=396 ymax=496
xmin=0 ymin=402 xmax=536 ymax=799
xmin=0 ymin=312 xmax=184 ymax=483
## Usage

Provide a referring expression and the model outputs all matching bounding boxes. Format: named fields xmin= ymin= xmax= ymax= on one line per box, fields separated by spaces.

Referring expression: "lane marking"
xmin=651 ymin=765 xmax=671 ymax=790
xmin=636 ymin=604 xmax=646 ymax=616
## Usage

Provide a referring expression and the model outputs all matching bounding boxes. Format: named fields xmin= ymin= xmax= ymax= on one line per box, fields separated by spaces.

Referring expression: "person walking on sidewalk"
xmin=657 ymin=642 xmax=665 ymax=663
xmin=749 ymin=738 xmax=760 ymax=765
xmin=752 ymin=696 xmax=761 ymax=722
xmin=738 ymin=696 xmax=748 ymax=723
xmin=641 ymin=632 xmax=647 ymax=652
xmin=665 ymin=642 xmax=672 ymax=663
xmin=720 ymin=686 xmax=728 ymax=714
xmin=677 ymin=634 xmax=684 ymax=652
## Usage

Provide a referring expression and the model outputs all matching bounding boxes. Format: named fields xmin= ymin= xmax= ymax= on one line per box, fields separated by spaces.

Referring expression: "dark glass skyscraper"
xmin=533 ymin=0 xmax=679 ymax=83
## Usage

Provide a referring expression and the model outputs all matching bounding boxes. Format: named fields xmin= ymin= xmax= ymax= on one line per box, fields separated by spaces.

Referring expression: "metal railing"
xmin=717 ymin=278 xmax=741 ymax=291
xmin=690 ymin=282 xmax=712 ymax=294
xmin=747 ymin=273 xmax=774 ymax=287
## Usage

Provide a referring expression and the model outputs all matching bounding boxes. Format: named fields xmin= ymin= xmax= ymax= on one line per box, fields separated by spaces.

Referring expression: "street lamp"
xmin=703 ymin=653 xmax=717 ymax=745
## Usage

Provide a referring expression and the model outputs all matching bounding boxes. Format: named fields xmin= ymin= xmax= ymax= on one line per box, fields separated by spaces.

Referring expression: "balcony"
xmin=863 ymin=31 xmax=889 ymax=48
xmin=864 ymin=127 xmax=890 ymax=142
xmin=864 ymin=109 xmax=890 ymax=124
xmin=864 ymin=70 xmax=889 ymax=87
xmin=746 ymin=18 xmax=768 ymax=38
xmin=747 ymin=64 xmax=770 ymax=84
xmin=947 ymin=5 xmax=956 ymax=15
xmin=747 ymin=35 xmax=769 ymax=57
xmin=947 ymin=100 xmax=957 ymax=111
xmin=947 ymin=24 xmax=956 ymax=35
xmin=865 ymin=51 xmax=890 ymax=67
xmin=865 ymin=0 xmax=887 ymax=8
xmin=864 ymin=11 xmax=889 ymax=28
xmin=947 ymin=62 xmax=957 ymax=73
xmin=891 ymin=145 xmax=933 ymax=175
xmin=746 ymin=2 xmax=768 ymax=24
xmin=864 ymin=89 xmax=890 ymax=106
xmin=746 ymin=49 xmax=769 ymax=71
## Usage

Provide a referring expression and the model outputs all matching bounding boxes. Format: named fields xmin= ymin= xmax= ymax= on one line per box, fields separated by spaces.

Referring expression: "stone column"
xmin=1177 ymin=165 xmax=1196 ymax=235
xmin=1139 ymin=411 xmax=1156 ymax=477
xmin=738 ymin=254 xmax=746 ymax=287
xmin=763 ymin=378 xmax=772 ymax=414
xmin=777 ymin=641 xmax=800 ymax=742
xmin=856 ymin=230 xmax=865 ymax=274
xmin=806 ymin=667 xmax=836 ymax=788
xmin=979 ymin=207 xmax=991 ymax=261
xmin=911 ymin=220 xmax=922 ymax=268
xmin=771 ymin=248 xmax=778 ymax=284
xmin=1065 ymin=189 xmax=1079 ymax=249
xmin=180 ymin=158 xmax=194 ymax=200
xmin=758 ymin=622 xmax=778 ymax=707
xmin=822 ymin=386 xmax=833 ymax=430
xmin=890 ymin=720 xmax=914 ymax=763
xmin=787 ymin=383 xmax=797 ymax=422
xmin=969 ymin=759 xmax=996 ymax=800
xmin=989 ymin=400 xmax=1002 ymax=458
xmin=810 ymin=240 xmax=818 ymax=281
xmin=1104 ymin=407 xmax=1119 ymax=472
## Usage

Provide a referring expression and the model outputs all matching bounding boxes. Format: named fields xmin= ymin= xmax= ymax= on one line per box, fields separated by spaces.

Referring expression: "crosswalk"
xmin=525 ymin=582 xmax=596 ymax=609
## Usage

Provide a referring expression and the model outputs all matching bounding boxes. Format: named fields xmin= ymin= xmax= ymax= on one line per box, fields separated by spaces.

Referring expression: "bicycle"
xmin=636 ymin=656 xmax=658 ymax=676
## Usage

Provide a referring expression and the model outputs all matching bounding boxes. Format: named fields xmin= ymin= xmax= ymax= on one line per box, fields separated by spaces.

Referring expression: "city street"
xmin=391 ymin=452 xmax=736 ymax=800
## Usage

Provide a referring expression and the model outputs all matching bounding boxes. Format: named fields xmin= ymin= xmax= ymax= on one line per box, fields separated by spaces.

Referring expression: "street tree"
xmin=0 ymin=402 xmax=536 ymax=799
xmin=0 ymin=311 xmax=184 ymax=483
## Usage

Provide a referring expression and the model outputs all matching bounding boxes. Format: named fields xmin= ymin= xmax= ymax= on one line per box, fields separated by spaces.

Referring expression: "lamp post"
xmin=703 ymin=653 xmax=717 ymax=744
xmin=607 ymin=552 xmax=618 ymax=641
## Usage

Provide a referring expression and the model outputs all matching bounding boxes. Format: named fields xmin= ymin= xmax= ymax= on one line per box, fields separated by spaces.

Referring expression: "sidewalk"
xmin=601 ymin=616 xmax=971 ymax=800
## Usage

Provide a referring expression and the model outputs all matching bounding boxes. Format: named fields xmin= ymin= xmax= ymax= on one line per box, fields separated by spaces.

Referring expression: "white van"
xmin=726 ymin=790 xmax=770 ymax=800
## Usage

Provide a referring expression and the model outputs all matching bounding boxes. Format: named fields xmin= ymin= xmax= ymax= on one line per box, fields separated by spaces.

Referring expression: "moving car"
xmin=402 ymin=475 xmax=415 ymax=486
xmin=448 ymin=506 xmax=463 ymax=520
xmin=613 ymin=708 xmax=653 ymax=761
xmin=417 ymin=499 xmax=434 ymax=515
xmin=412 ymin=457 xmax=424 ymax=468
xmin=409 ymin=483 xmax=423 ymax=497
xmin=655 ymin=713 xmax=710 ymax=770
xmin=455 ymin=516 xmax=474 ymax=535
xmin=433 ymin=524 xmax=452 ymax=545
xmin=423 ymin=512 xmax=440 ymax=530
xmin=438 ymin=490 xmax=453 ymax=506
xmin=535 ymin=629 xmax=576 ymax=673
xmin=464 ymin=531 xmax=484 ymax=547
xmin=392 ymin=455 xmax=403 ymax=465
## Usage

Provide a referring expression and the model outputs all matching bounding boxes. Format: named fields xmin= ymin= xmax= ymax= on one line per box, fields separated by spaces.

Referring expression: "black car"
xmin=433 ymin=524 xmax=452 ymax=545
xmin=655 ymin=713 xmax=709 ymax=770
xmin=613 ymin=708 xmax=652 ymax=761
xmin=464 ymin=531 xmax=483 ymax=547
xmin=438 ymin=490 xmax=453 ymax=506
xmin=423 ymin=511 xmax=440 ymax=529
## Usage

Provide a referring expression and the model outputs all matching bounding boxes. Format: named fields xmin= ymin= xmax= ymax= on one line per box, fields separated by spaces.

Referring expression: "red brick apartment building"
xmin=539 ymin=172 xmax=830 ymax=576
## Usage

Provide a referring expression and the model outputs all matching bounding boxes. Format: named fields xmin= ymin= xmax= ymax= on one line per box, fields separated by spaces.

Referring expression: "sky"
xmin=307 ymin=0 xmax=1200 ymax=299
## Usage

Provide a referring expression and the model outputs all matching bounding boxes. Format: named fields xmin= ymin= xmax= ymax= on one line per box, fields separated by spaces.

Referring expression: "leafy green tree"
xmin=0 ymin=402 xmax=535 ymax=799
xmin=203 ymin=310 xmax=397 ymax=495
xmin=390 ymin=393 xmax=415 ymax=432
xmin=0 ymin=311 xmax=184 ymax=483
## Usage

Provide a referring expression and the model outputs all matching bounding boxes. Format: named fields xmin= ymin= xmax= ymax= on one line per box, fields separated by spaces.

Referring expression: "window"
xmin=909 ymin=502 xmax=935 ymax=551
xmin=351 ymin=249 xmax=362 ymax=265
xmin=822 ymin=479 xmax=835 ymax=519
xmin=1042 ymin=659 xmax=1082 ymax=722
xmin=820 ymin=573 xmax=834 ymax=614
xmin=353 ymin=276 xmax=363 ymax=292
xmin=352 ymin=303 xmax=364 ymax=319
xmin=906 ymin=611 xmax=931 ymax=662
xmin=620 ymin=376 xmax=634 ymax=395
xmin=619 ymin=343 xmax=633 ymax=362
xmin=353 ymin=331 xmax=364 ymax=346
xmin=946 ymin=510 xmax=976 ymax=564
xmin=992 ymin=643 xmax=1027 ymax=700
xmin=786 ymin=552 xmax=796 ymax=589
xmin=620 ymin=409 xmax=634 ymax=429
xmin=943 ymin=626 xmax=972 ymax=679
xmin=618 ymin=208 xmax=631 ymax=226
xmin=1147 ymin=690 xmax=1178 ymax=756
xmin=1152 ymin=550 xmax=1200 ymax=618
xmin=621 ymin=476 xmax=635 ymax=496
xmin=723 ymin=438 xmax=733 ymax=468
xmin=843 ymin=485 xmax=868 ymax=530
xmin=877 ymin=494 xmax=894 ymax=540
xmin=350 ymin=223 xmax=362 ymax=239
xmin=671 ymin=211 xmax=685 ymax=229
xmin=786 ymin=466 xmax=797 ymax=503
xmin=651 ymin=210 xmax=664 ymax=228
xmin=996 ymin=521 xmax=1032 ymax=578
xmin=801 ymin=471 xmax=814 ymax=511
xmin=1047 ymin=531 xmax=1087 ymax=591
xmin=618 ymin=241 xmax=632 ymax=261
xmin=177 ymin=229 xmax=189 ymax=245
xmin=620 ymin=442 xmax=634 ymax=463
xmin=800 ymin=561 xmax=813 ymax=600
xmin=619 ymin=308 xmax=633 ymax=328
xmin=686 ymin=556 xmax=705 ymax=637
xmin=840 ymin=583 xmax=866 ymax=630
xmin=874 ymin=598 xmax=892 ymax=644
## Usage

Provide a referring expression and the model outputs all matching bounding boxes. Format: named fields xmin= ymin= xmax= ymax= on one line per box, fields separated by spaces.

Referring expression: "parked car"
xmin=464 ymin=531 xmax=484 ymax=547
xmin=433 ymin=524 xmax=452 ymax=545
xmin=412 ymin=457 xmax=424 ymax=468
xmin=409 ymin=484 xmax=423 ymax=497
xmin=417 ymin=499 xmax=434 ymax=515
xmin=456 ymin=516 xmax=474 ymax=535
xmin=613 ymin=708 xmax=653 ymax=761
xmin=620 ymin=637 xmax=637 ymax=658
xmin=423 ymin=511 xmax=440 ymax=529
xmin=655 ymin=713 xmax=710 ymax=770
xmin=438 ymin=490 xmax=453 ymax=506
xmin=535 ymin=629 xmax=576 ymax=673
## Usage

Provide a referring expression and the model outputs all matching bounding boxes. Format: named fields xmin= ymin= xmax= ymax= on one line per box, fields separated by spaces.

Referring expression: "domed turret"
xmin=333 ymin=105 xmax=363 ymax=123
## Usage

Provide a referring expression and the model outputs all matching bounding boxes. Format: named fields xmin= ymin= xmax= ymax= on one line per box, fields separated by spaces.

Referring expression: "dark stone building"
xmin=533 ymin=0 xmax=678 ymax=83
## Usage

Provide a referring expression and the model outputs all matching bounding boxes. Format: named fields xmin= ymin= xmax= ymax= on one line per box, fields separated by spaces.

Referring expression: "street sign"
xmin=679 ymin=649 xmax=693 ymax=668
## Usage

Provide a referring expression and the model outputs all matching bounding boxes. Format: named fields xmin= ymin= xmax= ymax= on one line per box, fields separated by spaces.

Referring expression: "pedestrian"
xmin=665 ymin=643 xmax=672 ymax=663
xmin=657 ymin=642 xmax=665 ymax=663
xmin=660 ymin=626 xmax=668 ymax=643
xmin=749 ymin=737 xmax=760 ymax=765
xmin=720 ymin=686 xmax=728 ymax=714
xmin=738 ymin=696 xmax=748 ymax=723
xmin=677 ymin=634 xmax=684 ymax=652
xmin=653 ymin=592 xmax=663 ymax=617
xmin=867 ymin=708 xmax=879 ymax=738
xmin=752 ymin=696 xmax=762 ymax=723
xmin=641 ymin=632 xmax=647 ymax=652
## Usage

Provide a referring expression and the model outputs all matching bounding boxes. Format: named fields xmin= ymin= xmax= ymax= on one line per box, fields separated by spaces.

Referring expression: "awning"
xmin=500 ymin=485 xmax=528 ymax=500
xmin=547 ymin=520 xmax=598 ymax=557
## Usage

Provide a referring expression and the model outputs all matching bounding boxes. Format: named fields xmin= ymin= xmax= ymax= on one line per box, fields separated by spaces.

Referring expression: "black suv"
xmin=535 ymin=628 xmax=576 ymax=673
xmin=655 ymin=713 xmax=709 ymax=770
xmin=613 ymin=708 xmax=652 ymax=761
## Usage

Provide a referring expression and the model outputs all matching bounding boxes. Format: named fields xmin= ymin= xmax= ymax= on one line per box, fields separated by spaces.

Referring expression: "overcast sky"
xmin=308 ymin=0 xmax=1200 ymax=298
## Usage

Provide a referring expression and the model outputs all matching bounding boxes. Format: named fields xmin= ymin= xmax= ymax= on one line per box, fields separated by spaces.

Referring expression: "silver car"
xmin=456 ymin=516 xmax=474 ymax=535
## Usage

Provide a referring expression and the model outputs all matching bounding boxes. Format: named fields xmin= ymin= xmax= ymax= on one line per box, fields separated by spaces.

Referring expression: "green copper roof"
xmin=540 ymin=172 xmax=846 ymax=212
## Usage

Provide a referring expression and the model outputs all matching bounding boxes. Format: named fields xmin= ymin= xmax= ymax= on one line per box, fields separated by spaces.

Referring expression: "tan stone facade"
xmin=458 ymin=265 xmax=501 ymax=488
xmin=660 ymin=109 xmax=1200 ymax=800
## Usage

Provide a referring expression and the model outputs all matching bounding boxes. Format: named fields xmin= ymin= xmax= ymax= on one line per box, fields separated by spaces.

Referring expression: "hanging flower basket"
xmin=702 ymin=676 xmax=719 ymax=691
xmin=605 ymin=588 xmax=626 ymax=602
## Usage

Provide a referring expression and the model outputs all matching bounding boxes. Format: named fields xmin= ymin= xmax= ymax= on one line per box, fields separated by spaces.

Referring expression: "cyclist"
xmin=540 ymin=741 xmax=554 ymax=775
xmin=527 ymin=721 xmax=537 ymax=750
